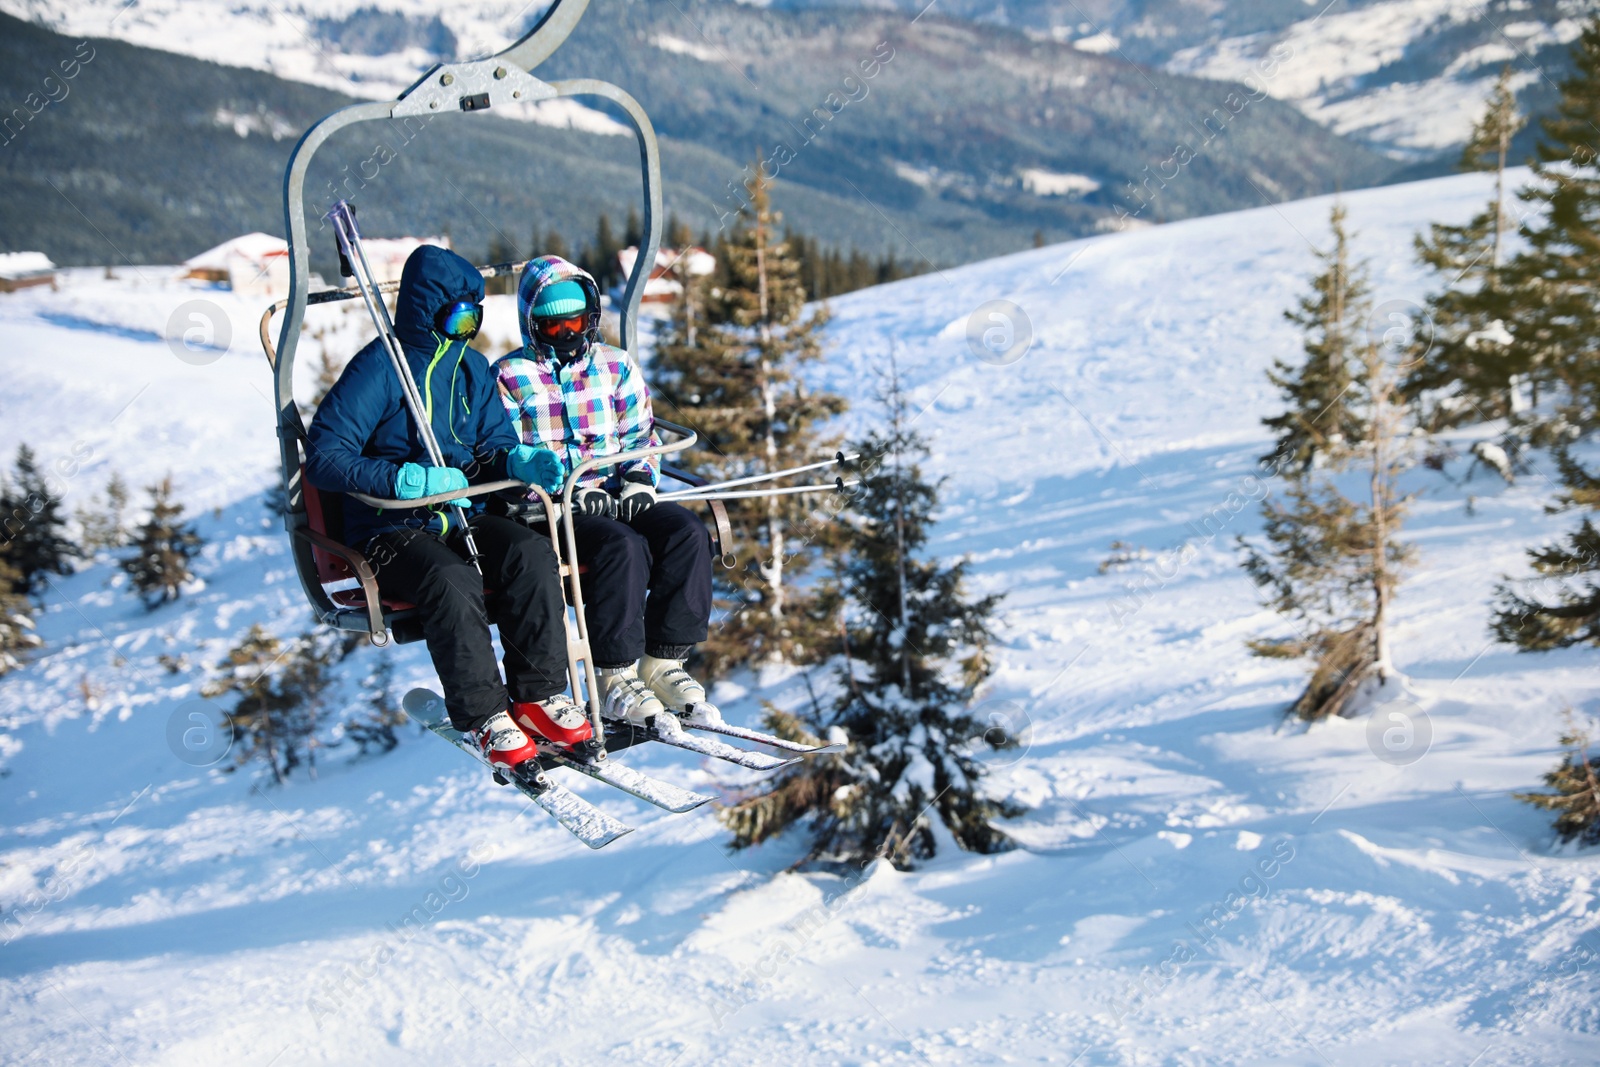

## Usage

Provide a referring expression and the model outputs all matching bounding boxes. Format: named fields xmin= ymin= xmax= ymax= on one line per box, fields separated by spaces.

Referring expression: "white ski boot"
xmin=598 ymin=664 xmax=681 ymax=736
xmin=639 ymin=655 xmax=723 ymax=727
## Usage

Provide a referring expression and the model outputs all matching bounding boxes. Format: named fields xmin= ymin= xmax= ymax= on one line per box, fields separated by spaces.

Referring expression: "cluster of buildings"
xmin=0 ymin=236 xmax=714 ymax=310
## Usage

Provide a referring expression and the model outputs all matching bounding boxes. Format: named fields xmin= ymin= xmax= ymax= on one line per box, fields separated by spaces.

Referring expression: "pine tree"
xmin=1261 ymin=204 xmax=1368 ymax=473
xmin=203 ymin=625 xmax=335 ymax=783
xmin=721 ymin=360 xmax=1012 ymax=867
xmin=651 ymin=156 xmax=848 ymax=670
xmin=304 ymin=349 xmax=346 ymax=416
xmin=1488 ymin=19 xmax=1600 ymax=653
xmin=77 ymin=470 xmax=131 ymax=554
xmin=665 ymin=212 xmax=693 ymax=250
xmin=581 ymin=212 xmax=621 ymax=292
xmin=1495 ymin=17 xmax=1600 ymax=439
xmin=204 ymin=625 xmax=295 ymax=784
xmin=1491 ymin=446 xmax=1600 ymax=649
xmin=121 ymin=476 xmax=203 ymax=608
xmin=1405 ymin=67 xmax=1526 ymax=425
xmin=0 ymin=444 xmax=77 ymax=594
xmin=0 ymin=542 xmax=40 ymax=675
xmin=533 ymin=224 xmax=569 ymax=263
xmin=1241 ymin=206 xmax=1417 ymax=720
xmin=1517 ymin=713 xmax=1600 ymax=846
xmin=346 ymin=655 xmax=405 ymax=755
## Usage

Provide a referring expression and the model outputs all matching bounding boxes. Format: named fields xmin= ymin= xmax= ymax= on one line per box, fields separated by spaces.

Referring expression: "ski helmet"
xmin=526 ymin=276 xmax=601 ymax=362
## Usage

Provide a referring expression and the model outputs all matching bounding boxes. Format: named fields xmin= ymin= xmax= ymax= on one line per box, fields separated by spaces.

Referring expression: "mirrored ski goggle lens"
xmin=436 ymin=301 xmax=483 ymax=339
xmin=534 ymin=313 xmax=586 ymax=340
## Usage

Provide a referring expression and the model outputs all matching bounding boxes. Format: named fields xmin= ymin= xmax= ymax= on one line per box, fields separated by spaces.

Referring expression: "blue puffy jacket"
xmin=305 ymin=245 xmax=519 ymax=547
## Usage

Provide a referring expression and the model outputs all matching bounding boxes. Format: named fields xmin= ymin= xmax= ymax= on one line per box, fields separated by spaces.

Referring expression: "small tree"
xmin=1 ymin=444 xmax=77 ymax=594
xmin=78 ymin=471 xmax=131 ymax=553
xmin=1241 ymin=206 xmax=1417 ymax=720
xmin=346 ymin=655 xmax=405 ymax=756
xmin=651 ymin=156 xmax=848 ymax=670
xmin=1517 ymin=713 xmax=1600 ymax=847
xmin=121 ymin=476 xmax=203 ymax=608
xmin=204 ymin=625 xmax=335 ymax=783
xmin=0 ymin=543 xmax=40 ymax=675
xmin=722 ymin=361 xmax=1012 ymax=868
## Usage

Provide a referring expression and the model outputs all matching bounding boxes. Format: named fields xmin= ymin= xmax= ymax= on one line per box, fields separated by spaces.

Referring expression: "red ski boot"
xmin=471 ymin=710 xmax=542 ymax=772
xmin=512 ymin=693 xmax=595 ymax=754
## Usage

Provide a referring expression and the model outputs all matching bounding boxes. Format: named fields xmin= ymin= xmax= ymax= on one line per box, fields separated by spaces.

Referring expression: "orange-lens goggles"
xmin=534 ymin=313 xmax=586 ymax=340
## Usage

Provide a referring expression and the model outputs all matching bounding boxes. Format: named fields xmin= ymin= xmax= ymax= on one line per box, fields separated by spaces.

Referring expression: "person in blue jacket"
xmin=305 ymin=245 xmax=592 ymax=771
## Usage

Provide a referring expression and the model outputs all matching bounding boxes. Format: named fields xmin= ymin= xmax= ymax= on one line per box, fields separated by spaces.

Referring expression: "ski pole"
xmin=662 ymin=478 xmax=859 ymax=503
xmin=325 ymin=202 xmax=483 ymax=575
xmin=660 ymin=452 xmax=859 ymax=497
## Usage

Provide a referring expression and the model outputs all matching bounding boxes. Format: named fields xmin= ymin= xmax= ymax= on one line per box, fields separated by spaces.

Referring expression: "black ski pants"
xmin=572 ymin=502 xmax=712 ymax=668
xmin=367 ymin=514 xmax=567 ymax=733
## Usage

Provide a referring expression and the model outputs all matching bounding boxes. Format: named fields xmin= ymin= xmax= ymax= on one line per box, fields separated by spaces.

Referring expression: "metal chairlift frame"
xmin=264 ymin=0 xmax=702 ymax=742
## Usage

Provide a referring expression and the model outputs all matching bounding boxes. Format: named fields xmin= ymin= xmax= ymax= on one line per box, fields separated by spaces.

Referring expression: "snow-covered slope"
xmin=1 ymin=170 xmax=1598 ymax=1065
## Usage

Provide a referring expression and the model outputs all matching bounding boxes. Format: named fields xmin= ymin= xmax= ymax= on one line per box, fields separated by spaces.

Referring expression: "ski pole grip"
xmin=325 ymin=200 xmax=360 ymax=275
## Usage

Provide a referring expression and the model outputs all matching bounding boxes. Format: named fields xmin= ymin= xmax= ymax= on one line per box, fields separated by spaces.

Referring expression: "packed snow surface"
xmin=1 ymin=169 xmax=1598 ymax=1064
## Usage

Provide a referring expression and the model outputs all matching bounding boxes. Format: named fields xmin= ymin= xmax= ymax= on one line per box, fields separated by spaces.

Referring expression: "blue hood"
xmin=394 ymin=245 xmax=485 ymax=352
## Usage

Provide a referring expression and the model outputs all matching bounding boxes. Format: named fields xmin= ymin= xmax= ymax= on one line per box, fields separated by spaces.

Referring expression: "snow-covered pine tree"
xmin=1405 ymin=67 xmax=1526 ymax=426
xmin=1516 ymin=713 xmax=1600 ymax=846
xmin=1495 ymin=16 xmax=1600 ymax=441
xmin=650 ymin=157 xmax=847 ymax=670
xmin=1241 ymin=205 xmax=1417 ymax=720
xmin=1261 ymin=203 xmax=1369 ymax=473
xmin=0 ymin=444 xmax=77 ymax=595
xmin=0 ymin=541 xmax=40 ymax=675
xmin=77 ymin=470 xmax=131 ymax=554
xmin=121 ymin=476 xmax=203 ymax=608
xmin=203 ymin=626 xmax=334 ymax=783
xmin=721 ymin=359 xmax=1012 ymax=868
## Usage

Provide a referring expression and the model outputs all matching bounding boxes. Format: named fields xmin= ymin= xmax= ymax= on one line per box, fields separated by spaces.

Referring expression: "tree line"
xmin=482 ymin=207 xmax=927 ymax=301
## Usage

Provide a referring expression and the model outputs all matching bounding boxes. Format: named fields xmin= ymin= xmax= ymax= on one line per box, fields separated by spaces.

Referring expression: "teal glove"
xmin=394 ymin=463 xmax=470 ymax=508
xmin=507 ymin=444 xmax=565 ymax=495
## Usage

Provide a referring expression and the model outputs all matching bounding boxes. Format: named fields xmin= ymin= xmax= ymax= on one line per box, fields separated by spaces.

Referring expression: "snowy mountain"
xmin=771 ymin=0 xmax=1584 ymax=159
xmin=2 ymin=170 xmax=1598 ymax=1063
xmin=1 ymin=0 xmax=1401 ymax=267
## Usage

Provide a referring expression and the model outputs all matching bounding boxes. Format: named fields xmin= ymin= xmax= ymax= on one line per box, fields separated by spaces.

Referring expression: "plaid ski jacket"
xmin=496 ymin=343 xmax=660 ymax=490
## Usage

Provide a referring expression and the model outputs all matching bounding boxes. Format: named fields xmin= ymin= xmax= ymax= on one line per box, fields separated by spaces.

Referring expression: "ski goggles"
xmin=434 ymin=300 xmax=484 ymax=340
xmin=532 ymin=312 xmax=587 ymax=343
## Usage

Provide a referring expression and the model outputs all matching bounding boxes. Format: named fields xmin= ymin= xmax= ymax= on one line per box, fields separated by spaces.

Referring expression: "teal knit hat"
xmin=530 ymin=279 xmax=588 ymax=317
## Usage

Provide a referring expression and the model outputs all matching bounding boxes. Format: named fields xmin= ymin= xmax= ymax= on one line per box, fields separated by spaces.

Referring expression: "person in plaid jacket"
xmin=497 ymin=255 xmax=720 ymax=732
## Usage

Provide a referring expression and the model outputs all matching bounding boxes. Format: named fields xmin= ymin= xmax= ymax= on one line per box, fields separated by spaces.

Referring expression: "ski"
xmin=681 ymin=718 xmax=845 ymax=756
xmin=605 ymin=718 xmax=801 ymax=772
xmin=406 ymin=691 xmax=633 ymax=850
xmin=405 ymin=687 xmax=714 ymax=814
xmin=538 ymin=745 xmax=714 ymax=814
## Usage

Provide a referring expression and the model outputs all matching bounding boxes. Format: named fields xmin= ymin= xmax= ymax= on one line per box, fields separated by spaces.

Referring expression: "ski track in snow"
xmin=1 ymin=170 xmax=1599 ymax=1064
